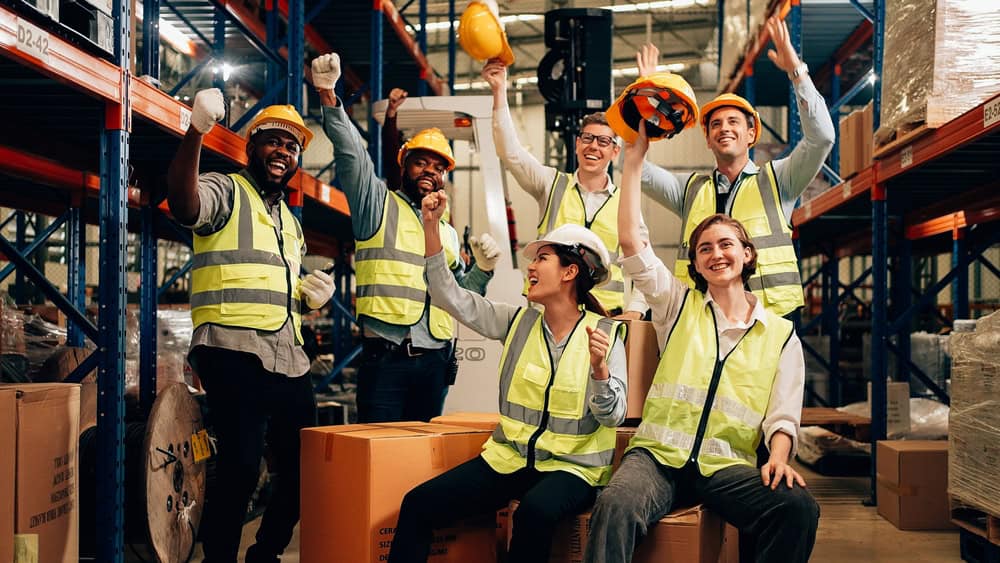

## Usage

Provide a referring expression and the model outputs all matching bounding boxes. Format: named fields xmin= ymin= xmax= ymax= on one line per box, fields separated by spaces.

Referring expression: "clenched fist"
xmin=190 ymin=88 xmax=225 ymax=134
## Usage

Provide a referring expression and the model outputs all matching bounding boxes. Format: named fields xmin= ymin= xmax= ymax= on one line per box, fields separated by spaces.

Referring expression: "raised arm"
xmin=619 ymin=122 xmax=649 ymax=258
xmin=167 ymin=88 xmax=225 ymax=225
xmin=380 ymin=88 xmax=408 ymax=191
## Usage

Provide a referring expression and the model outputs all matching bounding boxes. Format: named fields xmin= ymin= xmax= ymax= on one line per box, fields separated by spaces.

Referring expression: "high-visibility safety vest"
xmin=191 ymin=173 xmax=304 ymax=343
xmin=674 ymin=163 xmax=804 ymax=316
xmin=532 ymin=172 xmax=626 ymax=312
xmin=482 ymin=307 xmax=626 ymax=486
xmin=628 ymin=289 xmax=792 ymax=476
xmin=355 ymin=190 xmax=460 ymax=340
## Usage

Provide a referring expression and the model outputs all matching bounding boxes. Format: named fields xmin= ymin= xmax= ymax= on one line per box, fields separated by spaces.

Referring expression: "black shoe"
xmin=244 ymin=544 xmax=280 ymax=563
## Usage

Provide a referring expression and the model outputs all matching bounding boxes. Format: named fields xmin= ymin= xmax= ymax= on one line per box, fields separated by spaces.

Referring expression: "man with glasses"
xmin=167 ymin=89 xmax=335 ymax=562
xmin=482 ymin=59 xmax=649 ymax=318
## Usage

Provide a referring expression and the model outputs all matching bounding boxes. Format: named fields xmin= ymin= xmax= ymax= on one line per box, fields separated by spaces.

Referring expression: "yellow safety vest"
xmin=482 ymin=308 xmax=625 ymax=486
xmin=191 ymin=173 xmax=303 ymax=343
xmin=355 ymin=190 xmax=460 ymax=340
xmin=532 ymin=172 xmax=626 ymax=312
xmin=675 ymin=163 xmax=804 ymax=316
xmin=628 ymin=290 xmax=792 ymax=476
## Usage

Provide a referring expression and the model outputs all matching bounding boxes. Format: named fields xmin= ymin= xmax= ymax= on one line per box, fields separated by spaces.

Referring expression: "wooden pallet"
xmin=873 ymin=123 xmax=933 ymax=159
xmin=952 ymin=505 xmax=1000 ymax=547
xmin=800 ymin=407 xmax=871 ymax=442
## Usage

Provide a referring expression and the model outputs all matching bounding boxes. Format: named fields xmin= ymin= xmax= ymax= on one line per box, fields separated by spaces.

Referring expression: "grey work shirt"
xmin=426 ymin=251 xmax=628 ymax=426
xmin=321 ymin=102 xmax=492 ymax=349
xmin=641 ymin=75 xmax=836 ymax=222
xmin=184 ymin=169 xmax=311 ymax=377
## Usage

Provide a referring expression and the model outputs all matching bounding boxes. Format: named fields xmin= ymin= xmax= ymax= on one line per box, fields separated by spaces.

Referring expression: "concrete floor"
xmin=185 ymin=463 xmax=962 ymax=562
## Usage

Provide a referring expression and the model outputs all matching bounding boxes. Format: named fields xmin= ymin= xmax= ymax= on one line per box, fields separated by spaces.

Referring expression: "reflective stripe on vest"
xmin=529 ymin=172 xmax=626 ymax=310
xmin=354 ymin=191 xmax=459 ymax=339
xmin=481 ymin=308 xmax=624 ymax=486
xmin=628 ymin=290 xmax=792 ymax=476
xmin=674 ymin=163 xmax=803 ymax=316
xmin=191 ymin=173 xmax=303 ymax=342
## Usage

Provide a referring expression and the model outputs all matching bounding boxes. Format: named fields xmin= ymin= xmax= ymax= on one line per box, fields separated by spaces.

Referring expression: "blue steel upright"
xmin=370 ymin=2 xmax=383 ymax=177
xmin=787 ymin=0 xmax=802 ymax=147
xmin=66 ymin=206 xmax=86 ymax=347
xmin=96 ymin=0 xmax=130 ymax=554
xmin=417 ymin=0 xmax=428 ymax=96
xmin=448 ymin=0 xmax=456 ymax=94
xmin=829 ymin=65 xmax=841 ymax=174
xmin=140 ymin=206 xmax=158 ymax=415
xmin=287 ymin=0 xmax=304 ymax=112
xmin=869 ymin=181 xmax=888 ymax=504
xmin=213 ymin=8 xmax=226 ymax=94
xmin=141 ymin=0 xmax=159 ymax=79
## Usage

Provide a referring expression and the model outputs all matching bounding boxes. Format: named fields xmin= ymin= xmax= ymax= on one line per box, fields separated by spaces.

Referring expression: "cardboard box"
xmin=431 ymin=412 xmax=500 ymax=431
xmin=718 ymin=523 xmax=739 ymax=563
xmin=0 ymin=383 xmax=80 ymax=563
xmin=623 ymin=320 xmax=659 ymax=423
xmin=300 ymin=422 xmax=496 ymax=563
xmin=612 ymin=427 xmax=637 ymax=471
xmin=0 ymin=389 xmax=15 ymax=563
xmin=509 ymin=503 xmax=723 ymax=563
xmin=876 ymin=440 xmax=952 ymax=530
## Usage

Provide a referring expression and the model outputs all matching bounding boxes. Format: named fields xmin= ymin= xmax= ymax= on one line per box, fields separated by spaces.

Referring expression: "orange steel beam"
xmin=792 ymin=165 xmax=874 ymax=228
xmin=906 ymin=206 xmax=1000 ymax=241
xmin=0 ymin=145 xmax=100 ymax=194
xmin=721 ymin=0 xmax=792 ymax=94
xmin=379 ymin=0 xmax=444 ymax=95
xmin=813 ymin=20 xmax=872 ymax=91
xmin=0 ymin=5 xmax=122 ymax=102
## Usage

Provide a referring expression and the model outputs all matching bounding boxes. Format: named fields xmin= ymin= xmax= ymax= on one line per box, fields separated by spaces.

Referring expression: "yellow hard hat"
xmin=700 ymin=93 xmax=761 ymax=146
xmin=398 ymin=128 xmax=456 ymax=171
xmin=246 ymin=104 xmax=314 ymax=149
xmin=605 ymin=72 xmax=699 ymax=143
xmin=458 ymin=0 xmax=514 ymax=66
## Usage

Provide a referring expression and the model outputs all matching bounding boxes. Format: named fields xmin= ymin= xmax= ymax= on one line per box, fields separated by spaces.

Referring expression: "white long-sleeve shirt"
xmin=426 ymin=250 xmax=628 ymax=427
xmin=641 ymin=75 xmax=835 ymax=222
xmin=493 ymin=104 xmax=650 ymax=315
xmin=621 ymin=243 xmax=805 ymax=457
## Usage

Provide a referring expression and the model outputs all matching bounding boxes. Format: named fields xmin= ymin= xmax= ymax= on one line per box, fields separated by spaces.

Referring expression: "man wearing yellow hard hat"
xmin=167 ymin=89 xmax=334 ymax=562
xmin=481 ymin=59 xmax=650 ymax=320
xmin=640 ymin=16 xmax=834 ymax=317
xmin=311 ymin=53 xmax=499 ymax=423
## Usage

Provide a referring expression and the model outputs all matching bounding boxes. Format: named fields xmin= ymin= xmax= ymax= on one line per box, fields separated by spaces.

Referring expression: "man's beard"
xmin=248 ymin=155 xmax=294 ymax=194
xmin=400 ymin=173 xmax=442 ymax=202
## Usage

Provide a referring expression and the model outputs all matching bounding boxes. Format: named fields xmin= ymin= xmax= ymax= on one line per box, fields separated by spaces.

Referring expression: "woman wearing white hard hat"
xmin=583 ymin=121 xmax=818 ymax=563
xmin=388 ymin=190 xmax=628 ymax=563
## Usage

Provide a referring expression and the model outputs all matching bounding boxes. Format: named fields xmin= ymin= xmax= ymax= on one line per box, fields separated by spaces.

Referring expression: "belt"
xmin=363 ymin=338 xmax=442 ymax=358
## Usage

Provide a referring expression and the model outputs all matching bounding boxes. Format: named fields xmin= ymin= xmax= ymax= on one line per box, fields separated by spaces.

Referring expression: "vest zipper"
xmin=686 ymin=307 xmax=758 ymax=467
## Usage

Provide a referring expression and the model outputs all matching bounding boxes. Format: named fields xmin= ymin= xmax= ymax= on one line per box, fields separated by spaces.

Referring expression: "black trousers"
xmin=356 ymin=342 xmax=450 ymax=423
xmin=197 ymin=348 xmax=317 ymax=562
xmin=389 ymin=456 xmax=597 ymax=563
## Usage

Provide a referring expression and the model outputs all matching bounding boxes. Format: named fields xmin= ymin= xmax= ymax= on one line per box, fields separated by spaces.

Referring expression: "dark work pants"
xmin=389 ymin=456 xmax=597 ymax=563
xmin=198 ymin=348 xmax=317 ymax=563
xmin=356 ymin=345 xmax=449 ymax=423
xmin=586 ymin=449 xmax=819 ymax=563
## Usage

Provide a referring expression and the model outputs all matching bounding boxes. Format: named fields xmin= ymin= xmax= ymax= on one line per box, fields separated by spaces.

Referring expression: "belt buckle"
xmin=405 ymin=341 xmax=424 ymax=357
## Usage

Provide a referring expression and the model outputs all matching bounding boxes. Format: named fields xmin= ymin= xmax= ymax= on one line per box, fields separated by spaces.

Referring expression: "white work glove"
xmin=470 ymin=233 xmax=501 ymax=272
xmin=311 ymin=53 xmax=341 ymax=91
xmin=190 ymin=88 xmax=225 ymax=134
xmin=300 ymin=270 xmax=335 ymax=309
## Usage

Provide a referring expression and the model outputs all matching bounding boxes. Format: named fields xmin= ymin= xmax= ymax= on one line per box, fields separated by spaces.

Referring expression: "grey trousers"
xmin=585 ymin=449 xmax=819 ymax=563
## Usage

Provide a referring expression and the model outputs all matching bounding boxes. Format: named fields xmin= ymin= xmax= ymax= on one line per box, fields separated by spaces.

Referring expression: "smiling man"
xmin=167 ymin=89 xmax=335 ymax=562
xmin=311 ymin=53 xmax=498 ymax=423
xmin=639 ymin=16 xmax=835 ymax=317
xmin=482 ymin=59 xmax=649 ymax=319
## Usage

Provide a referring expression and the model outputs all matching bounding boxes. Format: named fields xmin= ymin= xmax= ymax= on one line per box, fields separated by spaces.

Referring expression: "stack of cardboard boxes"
xmin=299 ymin=320 xmax=731 ymax=562
xmin=838 ymin=103 xmax=874 ymax=179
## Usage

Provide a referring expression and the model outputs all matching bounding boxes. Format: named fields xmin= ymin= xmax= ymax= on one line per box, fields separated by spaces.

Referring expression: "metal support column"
xmin=142 ymin=0 xmax=160 ymax=79
xmin=787 ymin=0 xmax=802 ymax=147
xmin=869 ymin=182 xmax=888 ymax=503
xmin=369 ymin=1 xmax=383 ymax=176
xmin=895 ymin=238 xmax=912 ymax=381
xmin=287 ymin=0 xmax=304 ymax=111
xmin=830 ymin=64 xmax=841 ymax=174
xmin=417 ymin=0 xmax=428 ymax=96
xmin=139 ymin=206 xmax=158 ymax=415
xmin=266 ymin=0 xmax=280 ymax=92
xmin=66 ymin=204 xmax=86 ymax=347
xmin=873 ymin=0 xmax=884 ymax=129
xmin=213 ymin=8 xmax=226 ymax=95
xmin=14 ymin=212 xmax=27 ymax=304
xmin=96 ymin=0 xmax=130 ymax=552
xmin=953 ymin=231 xmax=969 ymax=320
xmin=448 ymin=0 xmax=456 ymax=94
xmin=823 ymin=248 xmax=841 ymax=406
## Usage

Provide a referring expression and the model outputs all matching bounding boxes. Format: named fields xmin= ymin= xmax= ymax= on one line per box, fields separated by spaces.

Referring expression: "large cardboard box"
xmin=430 ymin=412 xmax=500 ymax=431
xmin=0 ymin=383 xmax=80 ymax=563
xmin=0 ymin=389 xmax=15 ymax=563
xmin=876 ymin=440 xmax=952 ymax=530
xmin=612 ymin=427 xmax=637 ymax=471
xmin=509 ymin=503 xmax=723 ymax=563
xmin=623 ymin=320 xmax=659 ymax=423
xmin=300 ymin=422 xmax=496 ymax=563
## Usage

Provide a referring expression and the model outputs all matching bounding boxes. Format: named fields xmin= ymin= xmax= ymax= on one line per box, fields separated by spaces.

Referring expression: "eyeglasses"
xmin=577 ymin=132 xmax=616 ymax=148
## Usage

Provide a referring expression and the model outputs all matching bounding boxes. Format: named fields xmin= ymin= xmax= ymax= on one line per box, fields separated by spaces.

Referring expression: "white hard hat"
xmin=522 ymin=224 xmax=612 ymax=287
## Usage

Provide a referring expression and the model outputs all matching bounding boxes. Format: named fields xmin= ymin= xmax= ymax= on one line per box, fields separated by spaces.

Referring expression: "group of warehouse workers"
xmin=167 ymin=4 xmax=834 ymax=560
